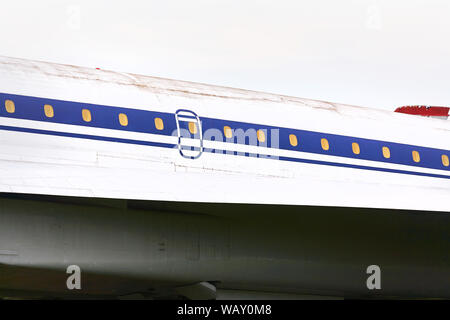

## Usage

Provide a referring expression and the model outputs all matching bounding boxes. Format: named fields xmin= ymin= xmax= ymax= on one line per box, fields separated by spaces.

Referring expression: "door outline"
xmin=175 ymin=109 xmax=203 ymax=159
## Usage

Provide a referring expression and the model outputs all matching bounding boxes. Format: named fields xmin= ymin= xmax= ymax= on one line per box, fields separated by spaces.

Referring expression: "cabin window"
xmin=352 ymin=142 xmax=360 ymax=155
xmin=321 ymin=138 xmax=329 ymax=151
xmin=289 ymin=134 xmax=298 ymax=147
xmin=44 ymin=104 xmax=54 ymax=118
xmin=154 ymin=117 xmax=164 ymax=130
xmin=224 ymin=126 xmax=232 ymax=138
xmin=382 ymin=146 xmax=390 ymax=159
xmin=82 ymin=109 xmax=92 ymax=122
xmin=257 ymin=130 xmax=266 ymax=143
xmin=412 ymin=150 xmax=420 ymax=163
xmin=189 ymin=122 xmax=197 ymax=134
xmin=118 ymin=113 xmax=128 ymax=126
xmin=4 ymin=100 xmax=15 ymax=113
xmin=442 ymin=155 xmax=449 ymax=167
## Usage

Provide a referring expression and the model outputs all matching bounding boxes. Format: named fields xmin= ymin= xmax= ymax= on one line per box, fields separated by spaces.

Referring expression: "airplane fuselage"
xmin=0 ymin=56 xmax=449 ymax=298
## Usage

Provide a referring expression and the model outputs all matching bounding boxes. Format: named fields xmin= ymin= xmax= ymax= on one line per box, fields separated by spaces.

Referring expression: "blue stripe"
xmin=0 ymin=92 xmax=175 ymax=136
xmin=200 ymin=118 xmax=450 ymax=172
xmin=278 ymin=156 xmax=450 ymax=180
xmin=0 ymin=125 xmax=175 ymax=149
xmin=0 ymin=92 xmax=449 ymax=173
xmin=0 ymin=124 xmax=448 ymax=180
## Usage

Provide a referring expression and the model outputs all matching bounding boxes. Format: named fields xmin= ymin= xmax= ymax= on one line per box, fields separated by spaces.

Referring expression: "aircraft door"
xmin=175 ymin=109 xmax=204 ymax=159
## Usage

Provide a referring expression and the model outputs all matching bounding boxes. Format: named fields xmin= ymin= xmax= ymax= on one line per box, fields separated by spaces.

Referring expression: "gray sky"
xmin=1 ymin=0 xmax=449 ymax=110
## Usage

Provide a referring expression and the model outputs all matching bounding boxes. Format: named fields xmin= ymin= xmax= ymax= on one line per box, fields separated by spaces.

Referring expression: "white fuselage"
xmin=0 ymin=56 xmax=449 ymax=212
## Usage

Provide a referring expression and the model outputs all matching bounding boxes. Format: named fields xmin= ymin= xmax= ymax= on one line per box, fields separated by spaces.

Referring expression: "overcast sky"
xmin=0 ymin=0 xmax=449 ymax=110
